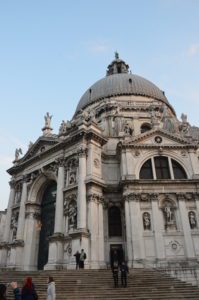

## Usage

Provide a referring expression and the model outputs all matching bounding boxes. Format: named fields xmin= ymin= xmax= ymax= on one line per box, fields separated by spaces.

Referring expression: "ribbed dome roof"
xmin=75 ymin=55 xmax=174 ymax=115
xmin=75 ymin=73 xmax=170 ymax=114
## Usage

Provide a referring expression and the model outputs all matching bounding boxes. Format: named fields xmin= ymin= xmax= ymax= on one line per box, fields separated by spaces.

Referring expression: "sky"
xmin=0 ymin=0 xmax=199 ymax=210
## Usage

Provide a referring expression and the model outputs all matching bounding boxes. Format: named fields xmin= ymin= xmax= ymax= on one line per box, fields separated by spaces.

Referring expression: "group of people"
xmin=0 ymin=276 xmax=56 ymax=300
xmin=112 ymin=261 xmax=129 ymax=288
xmin=74 ymin=249 xmax=87 ymax=269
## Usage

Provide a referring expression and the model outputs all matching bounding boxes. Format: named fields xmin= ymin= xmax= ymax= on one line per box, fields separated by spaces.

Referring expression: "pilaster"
xmin=77 ymin=145 xmax=87 ymax=229
xmin=124 ymin=196 xmax=133 ymax=267
xmin=151 ymin=193 xmax=165 ymax=260
xmin=177 ymin=193 xmax=195 ymax=258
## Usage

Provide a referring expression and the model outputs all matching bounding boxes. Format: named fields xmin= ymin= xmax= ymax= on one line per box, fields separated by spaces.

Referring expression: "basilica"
xmin=0 ymin=54 xmax=199 ymax=271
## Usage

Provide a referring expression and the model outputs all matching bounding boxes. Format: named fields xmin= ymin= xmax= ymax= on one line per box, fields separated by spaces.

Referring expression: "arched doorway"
xmin=37 ymin=181 xmax=56 ymax=270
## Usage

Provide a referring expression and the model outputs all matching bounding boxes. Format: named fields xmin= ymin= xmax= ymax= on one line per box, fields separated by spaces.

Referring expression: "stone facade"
xmin=0 ymin=54 xmax=199 ymax=271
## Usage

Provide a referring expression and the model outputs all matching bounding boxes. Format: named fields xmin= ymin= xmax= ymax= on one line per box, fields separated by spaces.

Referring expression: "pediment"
xmin=122 ymin=129 xmax=194 ymax=148
xmin=21 ymin=135 xmax=60 ymax=162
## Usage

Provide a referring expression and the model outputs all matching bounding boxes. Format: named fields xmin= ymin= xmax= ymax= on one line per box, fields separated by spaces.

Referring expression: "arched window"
xmin=139 ymin=157 xmax=187 ymax=180
xmin=140 ymin=159 xmax=153 ymax=179
xmin=108 ymin=206 xmax=122 ymax=237
xmin=140 ymin=123 xmax=151 ymax=134
xmin=171 ymin=159 xmax=187 ymax=179
xmin=154 ymin=157 xmax=170 ymax=179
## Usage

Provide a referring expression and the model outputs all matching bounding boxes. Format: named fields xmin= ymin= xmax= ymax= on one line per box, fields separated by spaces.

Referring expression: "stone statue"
xmin=69 ymin=171 xmax=76 ymax=185
xmin=123 ymin=120 xmax=133 ymax=136
xmin=143 ymin=212 xmax=151 ymax=230
xmin=68 ymin=202 xmax=77 ymax=229
xmin=181 ymin=113 xmax=188 ymax=123
xmin=15 ymin=148 xmax=22 ymax=161
xmin=59 ymin=120 xmax=67 ymax=135
xmin=28 ymin=141 xmax=33 ymax=149
xmin=44 ymin=112 xmax=52 ymax=128
xmin=189 ymin=211 xmax=197 ymax=229
xmin=115 ymin=51 xmax=119 ymax=59
xmin=179 ymin=113 xmax=190 ymax=136
xmin=11 ymin=214 xmax=18 ymax=240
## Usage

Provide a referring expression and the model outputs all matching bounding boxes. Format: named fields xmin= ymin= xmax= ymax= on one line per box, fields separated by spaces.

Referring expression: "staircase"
xmin=1 ymin=268 xmax=199 ymax=299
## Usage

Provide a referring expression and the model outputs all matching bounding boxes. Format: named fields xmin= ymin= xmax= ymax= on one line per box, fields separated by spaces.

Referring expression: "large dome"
xmin=75 ymin=55 xmax=173 ymax=115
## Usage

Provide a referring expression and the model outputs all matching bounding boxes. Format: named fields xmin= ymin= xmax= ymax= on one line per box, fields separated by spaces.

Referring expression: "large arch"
xmin=24 ymin=172 xmax=57 ymax=270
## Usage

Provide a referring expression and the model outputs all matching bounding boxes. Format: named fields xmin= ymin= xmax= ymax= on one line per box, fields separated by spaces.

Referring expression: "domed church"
xmin=0 ymin=54 xmax=199 ymax=271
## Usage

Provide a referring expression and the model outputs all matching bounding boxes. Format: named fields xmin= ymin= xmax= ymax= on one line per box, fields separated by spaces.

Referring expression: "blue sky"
xmin=0 ymin=0 xmax=199 ymax=210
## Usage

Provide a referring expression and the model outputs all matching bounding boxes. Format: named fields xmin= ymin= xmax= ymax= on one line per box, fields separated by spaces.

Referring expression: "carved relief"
xmin=188 ymin=211 xmax=197 ymax=229
xmin=143 ymin=212 xmax=151 ymax=230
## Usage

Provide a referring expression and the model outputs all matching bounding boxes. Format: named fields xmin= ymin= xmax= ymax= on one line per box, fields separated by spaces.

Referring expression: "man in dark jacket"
xmin=112 ymin=260 xmax=119 ymax=288
xmin=74 ymin=250 xmax=80 ymax=269
xmin=120 ymin=261 xmax=129 ymax=287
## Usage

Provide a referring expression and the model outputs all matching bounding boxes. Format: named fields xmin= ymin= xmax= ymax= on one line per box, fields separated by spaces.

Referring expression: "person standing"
xmin=79 ymin=249 xmax=86 ymax=269
xmin=120 ymin=261 xmax=129 ymax=287
xmin=21 ymin=277 xmax=38 ymax=300
xmin=112 ymin=260 xmax=119 ymax=288
xmin=47 ymin=277 xmax=56 ymax=300
xmin=74 ymin=250 xmax=80 ymax=269
xmin=0 ymin=282 xmax=21 ymax=300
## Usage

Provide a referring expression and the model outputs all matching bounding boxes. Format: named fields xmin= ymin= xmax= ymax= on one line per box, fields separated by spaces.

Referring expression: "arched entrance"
xmin=37 ymin=181 xmax=56 ymax=270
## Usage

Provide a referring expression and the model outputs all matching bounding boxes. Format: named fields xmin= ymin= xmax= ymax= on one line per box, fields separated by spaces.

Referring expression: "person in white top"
xmin=47 ymin=276 xmax=56 ymax=300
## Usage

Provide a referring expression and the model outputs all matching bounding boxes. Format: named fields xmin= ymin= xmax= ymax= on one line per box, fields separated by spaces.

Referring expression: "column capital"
xmin=77 ymin=145 xmax=87 ymax=157
xmin=150 ymin=193 xmax=159 ymax=202
xmin=87 ymin=193 xmax=103 ymax=204
xmin=9 ymin=180 xmax=16 ymax=188
xmin=123 ymin=193 xmax=141 ymax=202
xmin=176 ymin=192 xmax=186 ymax=201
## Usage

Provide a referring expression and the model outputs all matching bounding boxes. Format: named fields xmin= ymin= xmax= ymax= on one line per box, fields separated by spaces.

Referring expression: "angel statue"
xmin=15 ymin=148 xmax=22 ymax=161
xmin=44 ymin=112 xmax=52 ymax=128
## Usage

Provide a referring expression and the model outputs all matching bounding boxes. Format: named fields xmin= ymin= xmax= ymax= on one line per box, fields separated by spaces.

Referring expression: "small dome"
xmin=75 ymin=56 xmax=174 ymax=115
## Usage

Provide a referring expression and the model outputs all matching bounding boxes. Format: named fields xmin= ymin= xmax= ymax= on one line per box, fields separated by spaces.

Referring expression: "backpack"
xmin=84 ymin=253 xmax=87 ymax=259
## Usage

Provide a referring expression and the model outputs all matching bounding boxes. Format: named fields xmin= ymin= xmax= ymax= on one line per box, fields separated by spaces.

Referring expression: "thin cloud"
xmin=88 ymin=41 xmax=109 ymax=54
xmin=188 ymin=44 xmax=199 ymax=57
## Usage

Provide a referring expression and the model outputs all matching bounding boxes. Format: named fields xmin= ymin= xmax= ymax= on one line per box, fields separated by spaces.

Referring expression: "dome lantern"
xmin=106 ymin=53 xmax=129 ymax=76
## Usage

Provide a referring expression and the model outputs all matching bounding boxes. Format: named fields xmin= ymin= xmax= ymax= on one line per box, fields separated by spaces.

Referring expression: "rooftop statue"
xmin=15 ymin=148 xmax=22 ymax=161
xmin=44 ymin=112 xmax=52 ymax=128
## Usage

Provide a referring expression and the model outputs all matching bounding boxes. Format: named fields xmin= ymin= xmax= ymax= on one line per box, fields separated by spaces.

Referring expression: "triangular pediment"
xmin=122 ymin=129 xmax=194 ymax=148
xmin=20 ymin=135 xmax=60 ymax=162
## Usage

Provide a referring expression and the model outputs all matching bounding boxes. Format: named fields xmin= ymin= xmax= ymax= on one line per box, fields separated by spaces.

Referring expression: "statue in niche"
xmin=123 ymin=120 xmax=133 ymax=136
xmin=44 ymin=112 xmax=52 ymax=128
xmin=69 ymin=171 xmax=76 ymax=185
xmin=10 ymin=213 xmax=18 ymax=241
xmin=68 ymin=202 xmax=77 ymax=229
xmin=143 ymin=212 xmax=151 ymax=230
xmin=163 ymin=201 xmax=176 ymax=230
xmin=189 ymin=211 xmax=197 ymax=229
xmin=15 ymin=148 xmax=22 ymax=161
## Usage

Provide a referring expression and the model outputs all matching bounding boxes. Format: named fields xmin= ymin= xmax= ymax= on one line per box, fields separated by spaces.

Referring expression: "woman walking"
xmin=47 ymin=277 xmax=56 ymax=300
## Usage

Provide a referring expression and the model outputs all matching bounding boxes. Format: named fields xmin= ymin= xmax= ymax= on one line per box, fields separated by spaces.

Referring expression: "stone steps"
xmin=1 ymin=269 xmax=199 ymax=299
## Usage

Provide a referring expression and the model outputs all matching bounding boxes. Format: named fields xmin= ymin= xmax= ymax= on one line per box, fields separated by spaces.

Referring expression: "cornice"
xmin=121 ymin=179 xmax=199 ymax=186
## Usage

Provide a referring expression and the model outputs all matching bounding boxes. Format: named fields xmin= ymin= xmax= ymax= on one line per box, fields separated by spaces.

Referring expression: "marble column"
xmin=88 ymin=195 xmax=99 ymax=268
xmin=77 ymin=146 xmax=87 ymax=229
xmin=54 ymin=163 xmax=65 ymax=234
xmin=124 ymin=198 xmax=133 ymax=266
xmin=16 ymin=178 xmax=27 ymax=240
xmin=98 ymin=198 xmax=105 ymax=267
xmin=151 ymin=193 xmax=165 ymax=261
xmin=178 ymin=193 xmax=195 ymax=258
xmin=0 ymin=180 xmax=15 ymax=267
xmin=23 ymin=211 xmax=40 ymax=271
xmin=129 ymin=194 xmax=145 ymax=266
